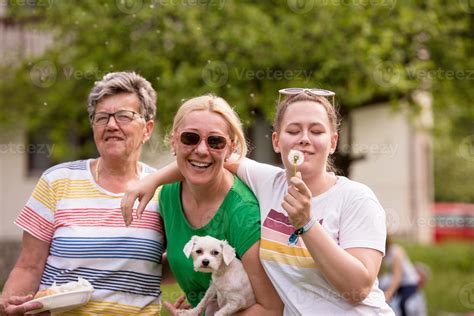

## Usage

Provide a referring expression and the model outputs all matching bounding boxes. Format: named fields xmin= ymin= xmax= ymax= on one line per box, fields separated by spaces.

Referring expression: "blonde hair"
xmin=171 ymin=94 xmax=248 ymax=158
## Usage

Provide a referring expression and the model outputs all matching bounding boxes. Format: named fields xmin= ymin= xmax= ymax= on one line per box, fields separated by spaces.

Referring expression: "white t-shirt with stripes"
xmin=15 ymin=159 xmax=164 ymax=315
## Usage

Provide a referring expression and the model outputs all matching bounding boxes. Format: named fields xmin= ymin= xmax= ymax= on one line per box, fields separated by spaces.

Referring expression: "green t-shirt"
xmin=159 ymin=176 xmax=261 ymax=307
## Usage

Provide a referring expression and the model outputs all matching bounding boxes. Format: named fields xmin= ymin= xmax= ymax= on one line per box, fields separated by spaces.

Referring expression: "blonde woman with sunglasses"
xmin=122 ymin=89 xmax=394 ymax=315
xmin=124 ymin=95 xmax=282 ymax=315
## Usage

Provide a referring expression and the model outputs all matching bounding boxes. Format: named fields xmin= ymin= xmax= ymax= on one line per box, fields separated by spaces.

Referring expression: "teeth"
xmin=190 ymin=161 xmax=211 ymax=168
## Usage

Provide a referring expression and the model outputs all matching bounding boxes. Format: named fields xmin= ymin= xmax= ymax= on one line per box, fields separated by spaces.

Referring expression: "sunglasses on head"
xmin=278 ymin=88 xmax=336 ymax=105
xmin=180 ymin=131 xmax=228 ymax=150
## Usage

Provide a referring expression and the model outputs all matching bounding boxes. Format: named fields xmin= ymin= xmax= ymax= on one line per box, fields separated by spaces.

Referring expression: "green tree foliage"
xmin=0 ymin=0 xmax=472 ymax=196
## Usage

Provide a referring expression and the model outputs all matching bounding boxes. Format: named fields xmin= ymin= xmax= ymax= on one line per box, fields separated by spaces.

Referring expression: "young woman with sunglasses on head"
xmin=123 ymin=95 xmax=282 ymax=315
xmin=122 ymin=89 xmax=394 ymax=315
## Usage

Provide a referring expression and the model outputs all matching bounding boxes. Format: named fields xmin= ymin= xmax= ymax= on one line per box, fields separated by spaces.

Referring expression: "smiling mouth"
xmin=105 ymin=136 xmax=124 ymax=142
xmin=189 ymin=160 xmax=212 ymax=169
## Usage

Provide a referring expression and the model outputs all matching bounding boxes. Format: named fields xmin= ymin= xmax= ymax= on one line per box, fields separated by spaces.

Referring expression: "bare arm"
xmin=283 ymin=174 xmax=383 ymax=304
xmin=161 ymin=253 xmax=176 ymax=285
xmin=122 ymin=160 xmax=183 ymax=225
xmin=0 ymin=232 xmax=49 ymax=314
xmin=301 ymin=226 xmax=383 ymax=304
xmin=236 ymin=242 xmax=283 ymax=315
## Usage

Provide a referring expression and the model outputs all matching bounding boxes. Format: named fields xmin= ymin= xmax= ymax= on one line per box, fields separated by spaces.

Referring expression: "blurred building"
xmin=0 ymin=4 xmax=53 ymax=283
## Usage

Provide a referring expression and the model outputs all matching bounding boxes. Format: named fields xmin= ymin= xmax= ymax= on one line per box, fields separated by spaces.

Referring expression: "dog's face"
xmin=183 ymin=236 xmax=236 ymax=273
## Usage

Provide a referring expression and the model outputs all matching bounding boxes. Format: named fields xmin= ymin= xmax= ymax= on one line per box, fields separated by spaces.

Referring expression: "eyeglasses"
xmin=278 ymin=88 xmax=336 ymax=105
xmin=91 ymin=110 xmax=144 ymax=126
xmin=180 ymin=131 xmax=228 ymax=150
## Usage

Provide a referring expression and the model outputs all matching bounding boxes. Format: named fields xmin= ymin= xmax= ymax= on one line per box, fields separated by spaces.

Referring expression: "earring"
xmin=171 ymin=152 xmax=176 ymax=156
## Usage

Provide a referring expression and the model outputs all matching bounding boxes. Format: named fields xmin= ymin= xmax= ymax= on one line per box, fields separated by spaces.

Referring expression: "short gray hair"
xmin=87 ymin=72 xmax=157 ymax=121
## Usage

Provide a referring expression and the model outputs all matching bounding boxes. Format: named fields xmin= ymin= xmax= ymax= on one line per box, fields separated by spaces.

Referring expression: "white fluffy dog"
xmin=177 ymin=235 xmax=256 ymax=316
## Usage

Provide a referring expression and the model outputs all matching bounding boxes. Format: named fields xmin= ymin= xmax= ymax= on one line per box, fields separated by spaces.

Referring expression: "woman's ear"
xmin=330 ymin=132 xmax=338 ymax=154
xmin=143 ymin=120 xmax=155 ymax=143
xmin=272 ymin=131 xmax=281 ymax=153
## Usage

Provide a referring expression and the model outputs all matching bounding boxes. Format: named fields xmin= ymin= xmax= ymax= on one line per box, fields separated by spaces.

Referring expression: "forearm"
xmin=2 ymin=266 xmax=43 ymax=298
xmin=234 ymin=303 xmax=282 ymax=316
xmin=302 ymin=224 xmax=375 ymax=303
xmin=152 ymin=160 xmax=183 ymax=186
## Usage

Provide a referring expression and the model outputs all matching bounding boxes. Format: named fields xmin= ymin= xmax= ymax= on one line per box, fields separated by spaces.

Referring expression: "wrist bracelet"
xmin=288 ymin=215 xmax=317 ymax=246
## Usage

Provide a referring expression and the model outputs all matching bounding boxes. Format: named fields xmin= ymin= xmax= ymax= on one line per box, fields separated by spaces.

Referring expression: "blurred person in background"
xmin=380 ymin=236 xmax=428 ymax=316
xmin=0 ymin=72 xmax=164 ymax=315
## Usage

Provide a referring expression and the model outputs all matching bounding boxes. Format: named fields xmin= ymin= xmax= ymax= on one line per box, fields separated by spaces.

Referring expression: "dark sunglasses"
xmin=180 ymin=131 xmax=228 ymax=150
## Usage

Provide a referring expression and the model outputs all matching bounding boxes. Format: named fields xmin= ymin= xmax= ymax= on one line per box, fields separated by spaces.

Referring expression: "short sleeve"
xmin=237 ymin=158 xmax=282 ymax=198
xmin=15 ymin=175 xmax=56 ymax=242
xmin=339 ymin=197 xmax=387 ymax=254
xmin=226 ymin=201 xmax=261 ymax=258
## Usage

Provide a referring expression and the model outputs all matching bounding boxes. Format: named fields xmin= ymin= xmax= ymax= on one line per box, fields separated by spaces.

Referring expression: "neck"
xmin=182 ymin=170 xmax=234 ymax=207
xmin=96 ymin=156 xmax=140 ymax=183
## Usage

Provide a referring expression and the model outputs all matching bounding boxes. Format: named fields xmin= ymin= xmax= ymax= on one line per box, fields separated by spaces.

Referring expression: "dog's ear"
xmin=222 ymin=240 xmax=236 ymax=265
xmin=183 ymin=236 xmax=198 ymax=258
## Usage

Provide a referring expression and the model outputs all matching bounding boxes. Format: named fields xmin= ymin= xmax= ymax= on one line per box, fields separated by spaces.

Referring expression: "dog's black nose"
xmin=202 ymin=259 xmax=210 ymax=266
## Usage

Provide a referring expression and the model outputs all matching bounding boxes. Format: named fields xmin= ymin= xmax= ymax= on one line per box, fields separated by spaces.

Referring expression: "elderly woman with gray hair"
xmin=0 ymin=72 xmax=164 ymax=315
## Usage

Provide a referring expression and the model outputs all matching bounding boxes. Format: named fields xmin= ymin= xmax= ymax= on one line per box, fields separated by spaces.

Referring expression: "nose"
xmin=194 ymin=137 xmax=209 ymax=154
xmin=299 ymin=130 xmax=310 ymax=145
xmin=105 ymin=115 xmax=119 ymax=130
xmin=202 ymin=259 xmax=210 ymax=266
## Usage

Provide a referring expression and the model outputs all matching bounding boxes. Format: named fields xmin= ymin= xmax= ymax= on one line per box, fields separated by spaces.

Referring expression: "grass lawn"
xmin=400 ymin=240 xmax=474 ymax=315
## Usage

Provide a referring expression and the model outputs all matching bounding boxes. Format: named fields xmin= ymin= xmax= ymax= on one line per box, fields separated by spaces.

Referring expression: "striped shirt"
xmin=15 ymin=159 xmax=164 ymax=315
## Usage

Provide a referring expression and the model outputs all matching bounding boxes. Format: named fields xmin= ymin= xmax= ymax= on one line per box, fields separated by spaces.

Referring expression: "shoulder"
xmin=42 ymin=160 xmax=89 ymax=180
xmin=336 ymin=176 xmax=379 ymax=202
xmin=159 ymin=182 xmax=180 ymax=199
xmin=228 ymin=176 xmax=259 ymax=206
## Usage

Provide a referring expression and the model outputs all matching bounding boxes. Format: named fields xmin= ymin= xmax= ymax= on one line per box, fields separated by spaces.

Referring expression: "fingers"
xmin=136 ymin=192 xmax=153 ymax=220
xmin=289 ymin=175 xmax=312 ymax=198
xmin=163 ymin=301 xmax=178 ymax=314
xmin=174 ymin=295 xmax=187 ymax=308
xmin=7 ymin=295 xmax=32 ymax=306
xmin=121 ymin=192 xmax=135 ymax=226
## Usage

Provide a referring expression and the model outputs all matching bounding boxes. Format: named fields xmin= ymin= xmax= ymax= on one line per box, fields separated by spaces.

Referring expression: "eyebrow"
xmin=286 ymin=122 xmax=326 ymax=128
